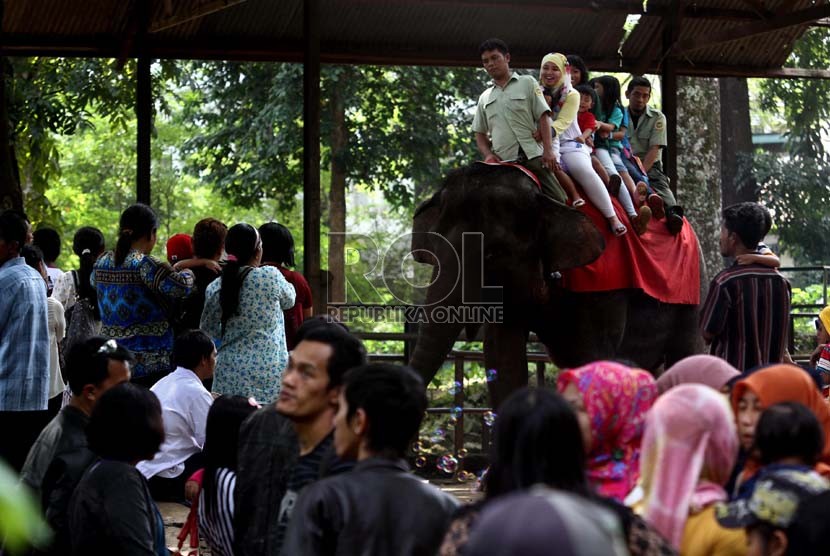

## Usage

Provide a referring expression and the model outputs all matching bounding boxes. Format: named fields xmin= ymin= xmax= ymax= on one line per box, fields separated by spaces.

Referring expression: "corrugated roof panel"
xmin=0 ymin=0 xmax=825 ymax=75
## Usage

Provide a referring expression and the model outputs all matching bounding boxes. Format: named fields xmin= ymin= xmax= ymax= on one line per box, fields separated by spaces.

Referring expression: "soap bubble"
xmin=486 ymin=368 xmax=498 ymax=382
xmin=437 ymin=454 xmax=459 ymax=474
xmin=449 ymin=406 xmax=463 ymax=421
xmin=483 ymin=411 xmax=497 ymax=428
xmin=412 ymin=441 xmax=425 ymax=453
xmin=415 ymin=456 xmax=427 ymax=468
xmin=458 ymin=448 xmax=468 ymax=458
xmin=448 ymin=380 xmax=463 ymax=395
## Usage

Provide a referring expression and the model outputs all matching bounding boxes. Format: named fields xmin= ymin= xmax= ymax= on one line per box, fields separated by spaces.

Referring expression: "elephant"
xmin=408 ymin=163 xmax=703 ymax=409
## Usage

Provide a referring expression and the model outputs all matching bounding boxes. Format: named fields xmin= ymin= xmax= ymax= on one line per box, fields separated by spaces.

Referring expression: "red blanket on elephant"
xmin=560 ymin=197 xmax=701 ymax=305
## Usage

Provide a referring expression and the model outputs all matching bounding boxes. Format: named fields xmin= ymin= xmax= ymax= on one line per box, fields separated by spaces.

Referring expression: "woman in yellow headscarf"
xmin=538 ymin=53 xmax=648 ymax=236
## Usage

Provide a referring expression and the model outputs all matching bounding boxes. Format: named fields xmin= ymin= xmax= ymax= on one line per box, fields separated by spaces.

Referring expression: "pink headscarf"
xmin=557 ymin=361 xmax=658 ymax=502
xmin=640 ymin=384 xmax=738 ymax=548
xmin=656 ymin=355 xmax=740 ymax=395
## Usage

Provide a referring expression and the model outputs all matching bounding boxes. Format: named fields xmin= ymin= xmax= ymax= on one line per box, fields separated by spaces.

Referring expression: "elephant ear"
xmin=538 ymin=195 xmax=605 ymax=270
xmin=411 ymin=189 xmax=442 ymax=265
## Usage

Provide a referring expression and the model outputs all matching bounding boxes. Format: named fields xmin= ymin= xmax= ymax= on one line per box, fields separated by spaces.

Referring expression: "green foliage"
xmin=759 ymin=28 xmax=830 ymax=161
xmin=179 ymin=62 xmax=487 ymax=210
xmin=11 ymin=58 xmax=179 ymax=224
xmin=751 ymin=151 xmax=830 ymax=264
xmin=0 ymin=460 xmax=50 ymax=554
xmin=754 ymin=28 xmax=830 ymax=263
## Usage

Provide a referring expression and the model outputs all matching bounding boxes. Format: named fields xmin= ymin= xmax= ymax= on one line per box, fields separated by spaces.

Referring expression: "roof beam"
xmin=3 ymin=36 xmax=830 ymax=80
xmin=344 ymin=0 xmax=772 ymax=21
xmin=149 ymin=0 xmax=248 ymax=33
xmin=674 ymin=4 xmax=830 ymax=56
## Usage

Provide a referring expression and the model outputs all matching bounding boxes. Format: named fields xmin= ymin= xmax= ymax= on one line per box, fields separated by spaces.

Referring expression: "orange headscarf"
xmin=731 ymin=364 xmax=830 ymax=468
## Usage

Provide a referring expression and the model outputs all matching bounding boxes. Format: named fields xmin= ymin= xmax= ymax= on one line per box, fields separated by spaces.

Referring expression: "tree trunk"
xmin=0 ymin=57 xmax=21 ymax=211
xmin=719 ymin=77 xmax=757 ymax=207
xmin=676 ymin=76 xmax=722 ymax=285
xmin=327 ymin=79 xmax=347 ymax=303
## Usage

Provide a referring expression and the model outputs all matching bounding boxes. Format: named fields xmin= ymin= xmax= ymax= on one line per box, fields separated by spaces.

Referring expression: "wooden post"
xmin=303 ymin=0 xmax=323 ymax=315
xmin=136 ymin=55 xmax=151 ymax=205
xmin=135 ymin=0 xmax=151 ymax=205
xmin=661 ymin=11 xmax=679 ymax=196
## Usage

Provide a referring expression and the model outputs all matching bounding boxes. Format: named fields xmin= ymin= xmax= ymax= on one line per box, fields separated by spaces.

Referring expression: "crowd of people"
xmin=0 ymin=37 xmax=829 ymax=556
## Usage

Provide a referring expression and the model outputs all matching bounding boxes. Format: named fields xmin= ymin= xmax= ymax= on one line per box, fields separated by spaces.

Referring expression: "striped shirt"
xmin=700 ymin=263 xmax=791 ymax=371
xmin=0 ymin=257 xmax=50 ymax=411
xmin=198 ymin=467 xmax=236 ymax=556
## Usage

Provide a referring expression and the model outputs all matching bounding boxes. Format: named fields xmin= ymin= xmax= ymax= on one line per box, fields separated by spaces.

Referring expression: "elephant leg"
xmin=484 ymin=322 xmax=529 ymax=410
xmin=664 ymin=304 xmax=703 ymax=369
xmin=545 ymin=291 xmax=627 ymax=369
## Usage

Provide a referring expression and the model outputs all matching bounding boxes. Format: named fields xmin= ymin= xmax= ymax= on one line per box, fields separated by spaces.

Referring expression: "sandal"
xmin=647 ymin=194 xmax=666 ymax=220
xmin=573 ymin=198 xmax=586 ymax=208
xmin=611 ymin=223 xmax=627 ymax=237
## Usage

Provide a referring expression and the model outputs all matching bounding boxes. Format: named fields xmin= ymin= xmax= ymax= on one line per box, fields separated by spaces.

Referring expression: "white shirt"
xmin=46 ymin=266 xmax=63 ymax=294
xmin=137 ymin=366 xmax=213 ymax=479
xmin=46 ymin=297 xmax=66 ymax=399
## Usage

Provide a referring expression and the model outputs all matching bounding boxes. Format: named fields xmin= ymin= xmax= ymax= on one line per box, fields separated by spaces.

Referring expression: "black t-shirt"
xmin=274 ymin=434 xmax=351 ymax=553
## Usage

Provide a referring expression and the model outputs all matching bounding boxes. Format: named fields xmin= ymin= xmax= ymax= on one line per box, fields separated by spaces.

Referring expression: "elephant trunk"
xmin=409 ymin=319 xmax=465 ymax=388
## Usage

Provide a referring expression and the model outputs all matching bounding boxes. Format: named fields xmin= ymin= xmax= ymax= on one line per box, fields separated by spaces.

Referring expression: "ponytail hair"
xmin=220 ymin=223 xmax=260 ymax=333
xmin=115 ymin=203 xmax=158 ymax=267
xmin=73 ymin=226 xmax=106 ymax=313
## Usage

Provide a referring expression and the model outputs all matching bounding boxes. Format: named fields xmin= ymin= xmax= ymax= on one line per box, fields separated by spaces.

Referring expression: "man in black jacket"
xmin=234 ymin=322 xmax=366 ymax=556
xmin=21 ymin=337 xmax=132 ymax=497
xmin=21 ymin=337 xmax=132 ymax=555
xmin=282 ymin=363 xmax=459 ymax=555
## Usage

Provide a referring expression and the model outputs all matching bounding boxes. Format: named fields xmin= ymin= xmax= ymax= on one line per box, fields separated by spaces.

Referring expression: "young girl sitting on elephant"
xmin=591 ymin=76 xmax=642 ymax=216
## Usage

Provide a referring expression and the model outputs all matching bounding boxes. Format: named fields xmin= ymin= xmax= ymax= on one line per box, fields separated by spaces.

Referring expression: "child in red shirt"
xmin=575 ymin=85 xmax=599 ymax=151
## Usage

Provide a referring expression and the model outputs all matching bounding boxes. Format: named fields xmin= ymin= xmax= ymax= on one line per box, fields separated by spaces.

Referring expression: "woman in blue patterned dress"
xmin=93 ymin=204 xmax=195 ymax=386
xmin=201 ymin=223 xmax=295 ymax=403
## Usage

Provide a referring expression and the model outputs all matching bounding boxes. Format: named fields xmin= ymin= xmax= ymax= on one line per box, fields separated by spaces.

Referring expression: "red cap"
xmin=166 ymin=234 xmax=193 ymax=264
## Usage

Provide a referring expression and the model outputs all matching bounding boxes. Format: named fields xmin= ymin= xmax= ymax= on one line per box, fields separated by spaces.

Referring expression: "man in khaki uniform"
xmin=625 ymin=76 xmax=684 ymax=234
xmin=472 ymin=38 xmax=566 ymax=203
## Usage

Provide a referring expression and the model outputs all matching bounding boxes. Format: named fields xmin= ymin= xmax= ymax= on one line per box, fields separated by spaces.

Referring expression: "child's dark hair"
xmin=298 ymin=325 xmax=367 ymax=389
xmin=172 ymin=329 xmax=216 ymax=370
xmin=115 ymin=204 xmax=158 ymax=267
xmin=201 ymin=395 xmax=258 ymax=515
xmin=32 ymin=227 xmax=61 ymax=264
xmin=756 ymin=402 xmax=824 ymax=466
xmin=219 ymin=223 xmax=259 ymax=334
xmin=627 ymin=76 xmax=652 ymax=94
xmin=259 ymin=222 xmax=296 ymax=267
xmin=73 ymin=226 xmax=106 ymax=310
xmin=21 ymin=244 xmax=44 ymax=274
xmin=479 ymin=38 xmax=509 ymax=56
xmin=485 ymin=387 xmax=588 ymax=499
xmin=592 ymin=75 xmax=622 ymax=118
xmin=342 ymin=363 xmax=426 ymax=459
xmin=86 ymin=383 xmax=164 ymax=463
xmin=575 ymin=84 xmax=600 ymax=117
xmin=566 ymin=55 xmax=589 ymax=85
xmin=721 ymin=202 xmax=770 ymax=251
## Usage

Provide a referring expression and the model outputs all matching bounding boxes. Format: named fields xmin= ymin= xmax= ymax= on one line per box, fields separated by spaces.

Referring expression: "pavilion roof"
xmin=4 ymin=0 xmax=830 ymax=77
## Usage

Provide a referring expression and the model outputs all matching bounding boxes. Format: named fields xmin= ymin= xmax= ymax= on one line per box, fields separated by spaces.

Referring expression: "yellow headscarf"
xmin=539 ymin=52 xmax=569 ymax=92
xmin=820 ymin=305 xmax=830 ymax=333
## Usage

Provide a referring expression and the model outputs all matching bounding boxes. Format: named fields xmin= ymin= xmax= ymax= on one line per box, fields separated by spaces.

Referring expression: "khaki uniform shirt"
xmin=473 ymin=73 xmax=550 ymax=161
xmin=627 ymin=105 xmax=667 ymax=166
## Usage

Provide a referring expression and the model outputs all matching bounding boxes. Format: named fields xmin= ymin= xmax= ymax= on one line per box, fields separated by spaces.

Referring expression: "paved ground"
xmin=160 ymin=479 xmax=480 ymax=555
